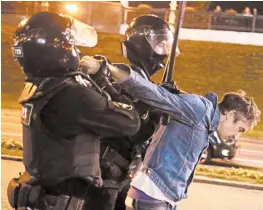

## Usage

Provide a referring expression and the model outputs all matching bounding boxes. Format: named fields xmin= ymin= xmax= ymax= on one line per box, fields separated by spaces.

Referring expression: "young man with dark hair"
xmin=80 ymin=56 xmax=261 ymax=210
xmin=218 ymin=91 xmax=260 ymax=140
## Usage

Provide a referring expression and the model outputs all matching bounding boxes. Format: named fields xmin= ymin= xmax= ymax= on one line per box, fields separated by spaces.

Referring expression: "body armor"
xmin=99 ymin=63 xmax=159 ymax=185
xmin=19 ymin=77 xmax=102 ymax=188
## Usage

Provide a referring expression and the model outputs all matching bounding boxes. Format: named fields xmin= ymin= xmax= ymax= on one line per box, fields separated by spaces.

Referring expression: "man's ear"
xmin=226 ymin=110 xmax=236 ymax=119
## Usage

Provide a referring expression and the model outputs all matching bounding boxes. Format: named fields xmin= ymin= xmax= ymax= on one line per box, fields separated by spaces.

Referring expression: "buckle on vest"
xmin=141 ymin=111 xmax=149 ymax=120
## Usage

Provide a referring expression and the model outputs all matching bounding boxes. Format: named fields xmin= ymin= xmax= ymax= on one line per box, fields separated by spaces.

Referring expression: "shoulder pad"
xmin=19 ymin=77 xmax=73 ymax=104
xmin=18 ymin=82 xmax=38 ymax=104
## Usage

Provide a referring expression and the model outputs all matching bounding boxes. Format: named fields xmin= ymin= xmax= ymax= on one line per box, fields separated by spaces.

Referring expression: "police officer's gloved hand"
xmin=90 ymin=55 xmax=133 ymax=104
xmin=159 ymin=81 xmax=181 ymax=94
xmin=91 ymin=55 xmax=112 ymax=82
xmin=79 ymin=55 xmax=102 ymax=75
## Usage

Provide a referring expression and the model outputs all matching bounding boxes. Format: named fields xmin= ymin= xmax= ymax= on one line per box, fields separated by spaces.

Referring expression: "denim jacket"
xmin=121 ymin=70 xmax=220 ymax=201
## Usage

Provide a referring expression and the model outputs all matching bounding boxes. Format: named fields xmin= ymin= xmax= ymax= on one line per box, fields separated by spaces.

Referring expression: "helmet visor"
xmin=70 ymin=18 xmax=98 ymax=47
xmin=145 ymin=30 xmax=174 ymax=55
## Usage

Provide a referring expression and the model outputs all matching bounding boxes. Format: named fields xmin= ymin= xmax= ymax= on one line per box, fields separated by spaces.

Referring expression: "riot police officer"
xmin=120 ymin=14 xmax=179 ymax=79
xmin=80 ymin=14 xmax=177 ymax=210
xmin=7 ymin=12 xmax=141 ymax=210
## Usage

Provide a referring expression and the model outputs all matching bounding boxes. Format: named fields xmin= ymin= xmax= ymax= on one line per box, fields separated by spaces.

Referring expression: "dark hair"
xmin=219 ymin=90 xmax=261 ymax=126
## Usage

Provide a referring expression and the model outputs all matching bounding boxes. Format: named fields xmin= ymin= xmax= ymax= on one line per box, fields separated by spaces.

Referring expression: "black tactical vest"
xmin=113 ymin=63 xmax=157 ymax=145
xmin=99 ymin=64 xmax=158 ymax=166
xmin=19 ymin=77 xmax=102 ymax=187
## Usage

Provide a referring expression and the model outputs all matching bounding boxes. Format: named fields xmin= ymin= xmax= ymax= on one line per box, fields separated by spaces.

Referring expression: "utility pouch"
xmin=7 ymin=172 xmax=41 ymax=209
xmin=7 ymin=178 xmax=20 ymax=208
xmin=17 ymin=184 xmax=31 ymax=210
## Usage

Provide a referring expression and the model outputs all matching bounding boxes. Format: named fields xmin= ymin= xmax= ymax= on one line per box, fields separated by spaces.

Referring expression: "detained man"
xmin=79 ymin=50 xmax=261 ymax=210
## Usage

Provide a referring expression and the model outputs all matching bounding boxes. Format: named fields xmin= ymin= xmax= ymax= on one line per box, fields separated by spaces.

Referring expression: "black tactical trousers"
xmin=115 ymin=183 xmax=130 ymax=210
xmin=84 ymin=179 xmax=130 ymax=210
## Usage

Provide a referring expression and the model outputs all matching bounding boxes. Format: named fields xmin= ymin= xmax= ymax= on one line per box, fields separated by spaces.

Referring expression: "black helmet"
xmin=12 ymin=12 xmax=97 ymax=79
xmin=121 ymin=14 xmax=174 ymax=77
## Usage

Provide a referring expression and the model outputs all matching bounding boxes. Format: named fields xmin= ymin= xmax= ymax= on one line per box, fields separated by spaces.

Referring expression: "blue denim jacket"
xmin=121 ymin=70 xmax=220 ymax=201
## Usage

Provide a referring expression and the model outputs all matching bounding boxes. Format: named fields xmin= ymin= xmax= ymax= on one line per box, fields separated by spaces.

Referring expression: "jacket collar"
xmin=205 ymin=92 xmax=220 ymax=133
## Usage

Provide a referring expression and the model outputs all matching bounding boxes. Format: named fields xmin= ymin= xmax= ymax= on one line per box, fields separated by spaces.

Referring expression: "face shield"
xmin=16 ymin=14 xmax=98 ymax=48
xmin=69 ymin=18 xmax=98 ymax=47
xmin=145 ymin=29 xmax=174 ymax=55
xmin=60 ymin=14 xmax=98 ymax=47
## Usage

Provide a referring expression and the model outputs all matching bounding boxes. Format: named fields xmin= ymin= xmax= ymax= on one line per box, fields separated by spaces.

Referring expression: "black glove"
xmin=92 ymin=55 xmax=111 ymax=65
xmin=80 ymin=54 xmax=112 ymax=91
xmin=90 ymin=56 xmax=135 ymax=105
xmin=159 ymin=81 xmax=180 ymax=94
xmin=91 ymin=55 xmax=112 ymax=81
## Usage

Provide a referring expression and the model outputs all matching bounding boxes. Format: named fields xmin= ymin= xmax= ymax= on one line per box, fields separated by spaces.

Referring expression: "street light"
xmin=65 ymin=3 xmax=78 ymax=14
xmin=119 ymin=0 xmax=129 ymax=35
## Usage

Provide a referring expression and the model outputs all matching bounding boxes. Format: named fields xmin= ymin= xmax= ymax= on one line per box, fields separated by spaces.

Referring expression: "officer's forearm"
xmin=107 ymin=64 xmax=130 ymax=83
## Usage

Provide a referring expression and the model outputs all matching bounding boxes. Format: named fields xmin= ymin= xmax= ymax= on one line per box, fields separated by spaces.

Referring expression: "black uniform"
xmin=84 ymin=63 xmax=160 ymax=210
xmin=7 ymin=12 xmax=141 ymax=210
xmin=11 ymin=73 xmax=140 ymax=209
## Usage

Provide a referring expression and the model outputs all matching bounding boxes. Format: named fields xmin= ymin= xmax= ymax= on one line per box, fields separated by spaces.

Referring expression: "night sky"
xmin=128 ymin=1 xmax=263 ymax=15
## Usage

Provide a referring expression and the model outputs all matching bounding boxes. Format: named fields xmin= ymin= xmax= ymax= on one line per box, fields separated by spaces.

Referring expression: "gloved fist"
xmin=159 ymin=81 xmax=180 ymax=94
xmin=92 ymin=55 xmax=111 ymax=79
xmin=79 ymin=55 xmax=112 ymax=84
xmin=79 ymin=55 xmax=101 ymax=74
xmin=92 ymin=55 xmax=111 ymax=65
